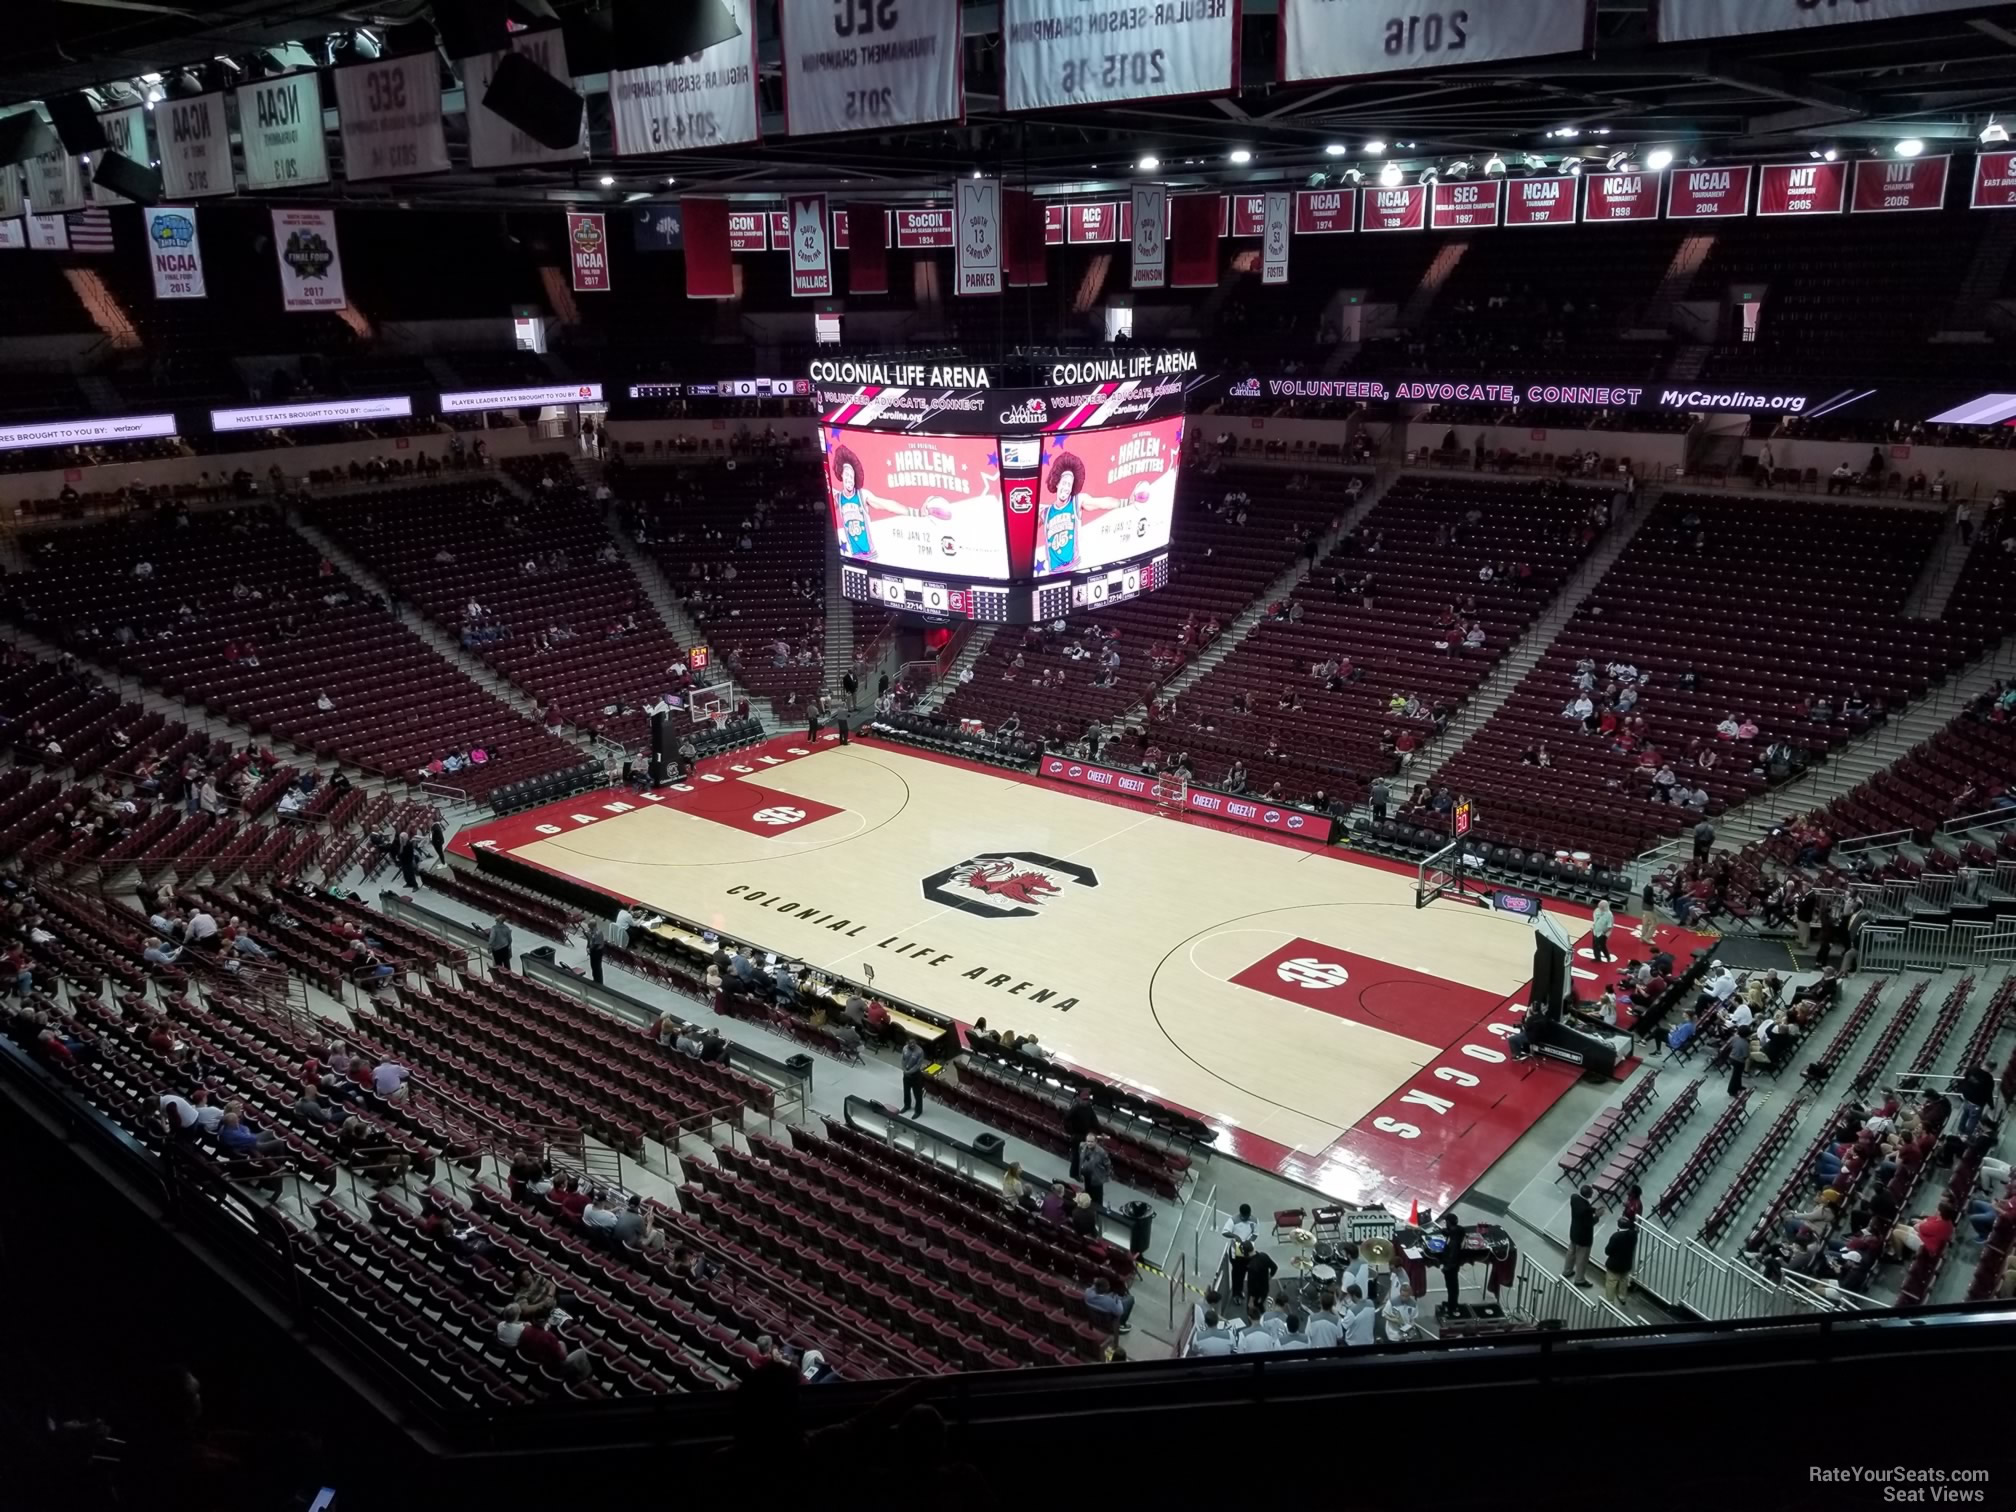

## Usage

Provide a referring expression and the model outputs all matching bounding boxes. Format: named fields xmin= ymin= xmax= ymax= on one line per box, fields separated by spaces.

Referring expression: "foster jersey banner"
xmin=1656 ymin=0 xmax=1984 ymax=44
xmin=157 ymin=93 xmax=234 ymax=198
xmin=1002 ymin=0 xmax=1240 ymax=111
xmin=91 ymin=107 xmax=148 ymax=204
xmin=334 ymin=55 xmax=450 ymax=180
xmin=1282 ymin=0 xmax=1591 ymax=84
xmin=143 ymin=207 xmax=206 ymax=299
xmin=238 ymin=73 xmax=330 ymax=190
xmin=1261 ymin=191 xmax=1289 ymax=284
xmin=463 ymin=30 xmax=588 ymax=167
xmin=610 ymin=0 xmax=760 ymax=155
xmin=778 ymin=0 xmax=965 ymax=136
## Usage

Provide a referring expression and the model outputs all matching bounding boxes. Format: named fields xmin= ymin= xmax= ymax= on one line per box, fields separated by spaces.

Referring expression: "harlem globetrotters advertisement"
xmin=820 ymin=426 xmax=1013 ymax=580
xmin=1032 ymin=417 xmax=1182 ymax=577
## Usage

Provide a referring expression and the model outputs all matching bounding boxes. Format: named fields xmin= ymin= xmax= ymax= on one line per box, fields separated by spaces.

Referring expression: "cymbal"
xmin=1288 ymin=1228 xmax=1316 ymax=1245
xmin=1361 ymin=1236 xmax=1396 ymax=1265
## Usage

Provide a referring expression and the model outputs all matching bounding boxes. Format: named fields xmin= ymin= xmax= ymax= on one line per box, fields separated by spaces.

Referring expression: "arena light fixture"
xmin=1229 ymin=148 xmax=1252 ymax=165
xmin=1645 ymin=148 xmax=1674 ymax=171
xmin=1982 ymin=118 xmax=2009 ymax=144
xmin=1446 ymin=158 xmax=1471 ymax=178
xmin=1483 ymin=154 xmax=1506 ymax=175
xmin=1137 ymin=155 xmax=1160 ymax=171
xmin=1379 ymin=161 xmax=1402 ymax=186
xmin=1324 ymin=143 xmax=1346 ymax=157
xmin=1563 ymin=158 xmax=1584 ymax=176
xmin=598 ymin=173 xmax=615 ymax=186
xmin=1895 ymin=138 xmax=1925 ymax=157
xmin=1363 ymin=139 xmax=1387 ymax=155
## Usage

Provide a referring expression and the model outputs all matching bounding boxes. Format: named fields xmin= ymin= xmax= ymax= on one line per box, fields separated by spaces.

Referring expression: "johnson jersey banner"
xmin=787 ymin=192 xmax=834 ymax=296
xmin=1665 ymin=163 xmax=1751 ymax=219
xmin=238 ymin=74 xmax=330 ymax=190
xmin=955 ymin=176 xmax=1002 ymax=295
xmin=1261 ymin=191 xmax=1290 ymax=285
xmin=610 ymin=0 xmax=760 ymax=155
xmin=1294 ymin=188 xmax=1354 ymax=233
xmin=272 ymin=207 xmax=347 ymax=311
xmin=142 ymin=207 xmax=206 ymax=299
xmin=1002 ymin=0 xmax=1240 ymax=111
xmin=1854 ymin=155 xmax=1948 ymax=213
xmin=334 ymin=56 xmax=450 ymax=180
xmin=1757 ymin=160 xmax=1845 ymax=216
xmin=1505 ymin=175 xmax=1579 ymax=226
xmin=821 ymin=426 xmax=1011 ymax=579
xmin=1361 ymin=183 xmax=1426 ymax=232
xmin=157 ymin=92 xmax=234 ymax=198
xmin=1131 ymin=183 xmax=1167 ymax=289
xmin=463 ymin=30 xmax=588 ymax=167
xmin=1032 ymin=418 xmax=1182 ymax=578
xmin=1583 ymin=170 xmax=1660 ymax=222
xmin=1429 ymin=178 xmax=1501 ymax=230
xmin=1656 ymin=0 xmax=1982 ymax=44
xmin=91 ymin=107 xmax=148 ymax=204
xmin=1282 ymin=0 xmax=1590 ymax=84
xmin=778 ymin=0 xmax=965 ymax=136
xmin=26 ymin=149 xmax=85 ymax=213
xmin=566 ymin=212 xmax=610 ymax=292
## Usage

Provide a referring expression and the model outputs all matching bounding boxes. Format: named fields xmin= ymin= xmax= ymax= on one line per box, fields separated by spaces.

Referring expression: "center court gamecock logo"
xmin=1275 ymin=957 xmax=1350 ymax=990
xmin=752 ymin=806 xmax=809 ymax=826
xmin=921 ymin=850 xmax=1099 ymax=921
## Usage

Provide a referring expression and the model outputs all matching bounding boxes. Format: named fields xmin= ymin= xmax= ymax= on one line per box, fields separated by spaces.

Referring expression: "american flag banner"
xmin=67 ymin=207 xmax=115 ymax=253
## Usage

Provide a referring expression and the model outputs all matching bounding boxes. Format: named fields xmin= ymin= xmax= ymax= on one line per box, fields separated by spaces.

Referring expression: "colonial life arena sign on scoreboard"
xmin=1280 ymin=0 xmax=1593 ymax=85
xmin=1001 ymin=0 xmax=1241 ymax=111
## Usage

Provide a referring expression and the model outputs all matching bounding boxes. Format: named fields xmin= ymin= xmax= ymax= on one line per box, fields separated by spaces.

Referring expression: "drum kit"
xmin=1284 ymin=1227 xmax=1397 ymax=1304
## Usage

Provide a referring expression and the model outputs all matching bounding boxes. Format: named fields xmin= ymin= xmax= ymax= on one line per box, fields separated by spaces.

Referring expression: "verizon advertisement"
xmin=1666 ymin=163 xmax=1752 ymax=218
xmin=821 ymin=426 xmax=1012 ymax=580
xmin=1032 ymin=418 xmax=1182 ymax=578
xmin=777 ymin=0 xmax=965 ymax=136
xmin=1429 ymin=179 xmax=1502 ymax=230
xmin=1854 ymin=155 xmax=1949 ymax=213
xmin=1002 ymin=0 xmax=1239 ymax=110
xmin=0 ymin=413 xmax=177 ymax=450
xmin=1583 ymin=170 xmax=1660 ymax=221
xmin=1757 ymin=160 xmax=1846 ymax=216
xmin=1038 ymin=755 xmax=1337 ymax=843
xmin=1282 ymin=0 xmax=1590 ymax=84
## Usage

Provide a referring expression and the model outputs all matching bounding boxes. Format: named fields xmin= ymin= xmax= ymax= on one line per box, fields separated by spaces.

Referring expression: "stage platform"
xmin=451 ymin=732 xmax=1709 ymax=1212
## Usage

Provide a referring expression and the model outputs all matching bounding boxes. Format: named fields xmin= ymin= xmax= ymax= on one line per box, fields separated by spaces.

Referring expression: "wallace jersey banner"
xmin=26 ymin=149 xmax=85 ymax=214
xmin=566 ymin=212 xmax=610 ymax=292
xmin=786 ymin=193 xmax=833 ymax=296
xmin=955 ymin=176 xmax=1002 ymax=296
xmin=157 ymin=93 xmax=233 ymax=198
xmin=610 ymin=0 xmax=759 ymax=155
xmin=272 ymin=207 xmax=346 ymax=311
xmin=334 ymin=55 xmax=450 ymax=180
xmin=91 ymin=107 xmax=148 ymax=204
xmin=142 ymin=207 xmax=205 ymax=299
xmin=1131 ymin=184 xmax=1167 ymax=289
xmin=778 ymin=0 xmax=965 ymax=136
xmin=1656 ymin=0 xmax=1982 ymax=44
xmin=1261 ymin=191 xmax=1289 ymax=284
xmin=463 ymin=31 xmax=588 ymax=167
xmin=1002 ymin=0 xmax=1239 ymax=111
xmin=238 ymin=74 xmax=330 ymax=190
xmin=1282 ymin=0 xmax=1590 ymax=84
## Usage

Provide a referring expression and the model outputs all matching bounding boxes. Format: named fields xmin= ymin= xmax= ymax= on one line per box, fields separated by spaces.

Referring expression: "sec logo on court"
xmin=1275 ymin=957 xmax=1350 ymax=990
xmin=751 ymin=806 xmax=809 ymax=826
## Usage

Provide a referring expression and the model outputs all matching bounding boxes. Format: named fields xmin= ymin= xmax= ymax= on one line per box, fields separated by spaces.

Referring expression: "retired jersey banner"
xmin=272 ymin=207 xmax=346 ymax=311
xmin=787 ymin=193 xmax=833 ymax=296
xmin=158 ymin=92 xmax=233 ymax=198
xmin=142 ymin=207 xmax=206 ymax=299
xmin=464 ymin=30 xmax=588 ymax=167
xmin=1972 ymin=153 xmax=2016 ymax=210
xmin=26 ymin=149 xmax=85 ymax=213
xmin=1131 ymin=184 xmax=1167 ymax=289
xmin=1757 ymin=159 xmax=1845 ymax=216
xmin=1506 ymin=174 xmax=1579 ymax=226
xmin=1261 ymin=191 xmax=1290 ymax=285
xmin=955 ymin=176 xmax=1002 ymax=295
xmin=1854 ymin=155 xmax=1948 ymax=213
xmin=778 ymin=0 xmax=965 ymax=136
xmin=1656 ymin=0 xmax=1981 ymax=44
xmin=1583 ymin=169 xmax=1660 ymax=221
xmin=1282 ymin=0 xmax=1590 ymax=84
xmin=567 ymin=212 xmax=610 ymax=292
xmin=91 ymin=107 xmax=148 ymax=204
xmin=1430 ymin=178 xmax=1501 ymax=229
xmin=610 ymin=0 xmax=760 ymax=155
xmin=1002 ymin=0 xmax=1239 ymax=111
xmin=238 ymin=73 xmax=329 ymax=189
xmin=334 ymin=56 xmax=450 ymax=180
xmin=894 ymin=206 xmax=953 ymax=247
xmin=1666 ymin=163 xmax=1750 ymax=219
xmin=1361 ymin=183 xmax=1426 ymax=232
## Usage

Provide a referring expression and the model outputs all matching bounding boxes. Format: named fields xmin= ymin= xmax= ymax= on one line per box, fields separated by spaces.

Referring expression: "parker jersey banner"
xmin=1131 ymin=184 xmax=1167 ymax=289
xmin=238 ymin=74 xmax=330 ymax=190
xmin=1361 ymin=183 xmax=1426 ymax=232
xmin=787 ymin=193 xmax=834 ymax=296
xmin=272 ymin=207 xmax=346 ymax=311
xmin=1261 ymin=191 xmax=1290 ymax=284
xmin=1665 ymin=163 xmax=1751 ymax=219
xmin=157 ymin=92 xmax=234 ymax=198
xmin=1505 ymin=175 xmax=1579 ymax=226
xmin=91 ymin=107 xmax=148 ymax=204
xmin=143 ymin=207 xmax=206 ymax=299
xmin=463 ymin=30 xmax=588 ymax=167
xmin=566 ymin=212 xmax=610 ymax=292
xmin=26 ymin=149 xmax=85 ymax=213
xmin=1430 ymin=178 xmax=1501 ymax=230
xmin=610 ymin=0 xmax=760 ymax=155
xmin=1282 ymin=0 xmax=1590 ymax=84
xmin=955 ymin=176 xmax=1002 ymax=295
xmin=1001 ymin=0 xmax=1240 ymax=111
xmin=1656 ymin=0 xmax=1983 ymax=44
xmin=334 ymin=55 xmax=450 ymax=180
xmin=1854 ymin=155 xmax=1948 ymax=213
xmin=1757 ymin=160 xmax=1845 ymax=216
xmin=778 ymin=0 xmax=965 ymax=136
xmin=1583 ymin=170 xmax=1660 ymax=222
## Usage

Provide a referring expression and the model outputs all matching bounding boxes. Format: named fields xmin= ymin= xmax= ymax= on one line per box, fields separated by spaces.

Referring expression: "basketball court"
xmin=452 ymin=733 xmax=1707 ymax=1211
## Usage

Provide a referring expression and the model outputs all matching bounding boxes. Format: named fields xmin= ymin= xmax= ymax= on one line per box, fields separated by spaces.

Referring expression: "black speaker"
xmin=46 ymin=94 xmax=108 ymax=154
xmin=0 ymin=112 xmax=58 ymax=167
xmin=648 ymin=756 xmax=667 ymax=787
xmin=649 ymin=709 xmax=668 ymax=760
xmin=432 ymin=0 xmax=512 ymax=58
xmin=609 ymin=0 xmax=742 ymax=70
xmin=482 ymin=48 xmax=585 ymax=150
xmin=88 ymin=151 xmax=162 ymax=206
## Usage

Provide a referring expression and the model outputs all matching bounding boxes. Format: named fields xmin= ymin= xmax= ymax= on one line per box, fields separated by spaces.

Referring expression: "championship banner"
xmin=334 ymin=55 xmax=450 ymax=181
xmin=955 ymin=176 xmax=1002 ymax=296
xmin=1656 ymin=0 xmax=1982 ymax=44
xmin=1757 ymin=159 xmax=1845 ymax=216
xmin=778 ymin=0 xmax=964 ymax=136
xmin=1169 ymin=193 xmax=1220 ymax=286
xmin=1505 ymin=175 xmax=1579 ymax=226
xmin=1232 ymin=193 xmax=1266 ymax=236
xmin=91 ymin=107 xmax=148 ymax=204
xmin=272 ymin=207 xmax=346 ymax=311
xmin=610 ymin=0 xmax=759 ymax=155
xmin=1361 ymin=183 xmax=1426 ymax=232
xmin=26 ymin=213 xmax=68 ymax=251
xmin=26 ymin=149 xmax=85 ymax=213
xmin=158 ymin=92 xmax=233 ymax=198
xmin=683 ymin=199 xmax=736 ymax=298
xmin=1067 ymin=202 xmax=1118 ymax=243
xmin=142 ymin=207 xmax=206 ymax=299
xmin=1972 ymin=152 xmax=2016 ymax=210
xmin=1282 ymin=0 xmax=1591 ymax=84
xmin=769 ymin=210 xmax=792 ymax=246
xmin=566 ymin=211 xmax=610 ymax=292
xmin=1045 ymin=203 xmax=1066 ymax=244
xmin=894 ymin=206 xmax=953 ymax=247
xmin=0 ymin=165 xmax=19 ymax=221
xmin=1583 ymin=169 xmax=1660 ymax=221
xmin=1131 ymin=184 xmax=1167 ymax=289
xmin=1854 ymin=155 xmax=1948 ymax=213
xmin=0 ymin=220 xmax=24 ymax=251
xmin=463 ymin=30 xmax=588 ymax=167
xmin=238 ymin=73 xmax=330 ymax=190
xmin=787 ymin=192 xmax=833 ymax=296
xmin=1260 ymin=191 xmax=1290 ymax=285
xmin=1665 ymin=163 xmax=1751 ymax=219
xmin=848 ymin=201 xmax=889 ymax=294
xmin=1429 ymin=178 xmax=1502 ymax=230
xmin=727 ymin=209 xmax=769 ymax=251
xmin=1002 ymin=0 xmax=1239 ymax=111
xmin=1293 ymin=188 xmax=1354 ymax=234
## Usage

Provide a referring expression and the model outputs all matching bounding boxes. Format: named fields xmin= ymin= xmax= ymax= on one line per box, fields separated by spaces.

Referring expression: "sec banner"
xmin=1282 ymin=0 xmax=1591 ymax=84
xmin=1657 ymin=0 xmax=1982 ymax=44
xmin=779 ymin=0 xmax=964 ymax=136
xmin=610 ymin=0 xmax=759 ymax=155
xmin=1972 ymin=153 xmax=2016 ymax=210
xmin=1429 ymin=179 xmax=1501 ymax=230
xmin=1002 ymin=0 xmax=1239 ymax=111
xmin=788 ymin=193 xmax=833 ymax=296
xmin=1853 ymin=155 xmax=1948 ymax=213
xmin=334 ymin=56 xmax=449 ymax=180
xmin=157 ymin=93 xmax=233 ymax=198
xmin=142 ymin=207 xmax=205 ymax=299
xmin=238 ymin=73 xmax=330 ymax=190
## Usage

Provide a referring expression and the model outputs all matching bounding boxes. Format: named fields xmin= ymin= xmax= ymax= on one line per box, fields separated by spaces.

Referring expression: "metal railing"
xmin=1859 ymin=917 xmax=2016 ymax=974
xmin=1628 ymin=1218 xmax=1857 ymax=1321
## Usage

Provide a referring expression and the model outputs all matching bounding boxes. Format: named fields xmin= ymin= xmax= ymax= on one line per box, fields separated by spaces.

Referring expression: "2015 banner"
xmin=610 ymin=0 xmax=759 ymax=155
xmin=1261 ymin=191 xmax=1290 ymax=285
xmin=1854 ymin=155 xmax=1948 ymax=213
xmin=567 ymin=211 xmax=610 ymax=292
xmin=1131 ymin=184 xmax=1167 ymax=289
xmin=272 ymin=207 xmax=346 ymax=311
xmin=1656 ymin=0 xmax=1982 ymax=44
xmin=1757 ymin=160 xmax=1845 ymax=216
xmin=26 ymin=148 xmax=85 ymax=213
xmin=1666 ymin=163 xmax=1751 ymax=219
xmin=1001 ymin=0 xmax=1239 ymax=111
xmin=91 ymin=107 xmax=148 ymax=204
xmin=463 ymin=30 xmax=588 ymax=167
xmin=1282 ymin=0 xmax=1590 ymax=84
xmin=142 ymin=207 xmax=206 ymax=299
xmin=1583 ymin=170 xmax=1660 ymax=221
xmin=157 ymin=93 xmax=234 ymax=198
xmin=334 ymin=55 xmax=450 ymax=180
xmin=238 ymin=73 xmax=330 ymax=190
xmin=955 ymin=176 xmax=1002 ymax=295
xmin=778 ymin=0 xmax=964 ymax=136
xmin=787 ymin=192 xmax=834 ymax=296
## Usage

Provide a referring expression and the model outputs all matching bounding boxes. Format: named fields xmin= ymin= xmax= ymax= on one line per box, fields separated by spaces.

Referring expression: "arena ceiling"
xmin=9 ymin=0 xmax=2016 ymax=205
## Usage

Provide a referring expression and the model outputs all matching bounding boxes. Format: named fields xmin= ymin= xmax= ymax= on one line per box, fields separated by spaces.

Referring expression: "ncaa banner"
xmin=1002 ymin=0 xmax=1239 ymax=111
xmin=1583 ymin=169 xmax=1659 ymax=222
xmin=158 ymin=93 xmax=233 ymax=198
xmin=566 ymin=212 xmax=611 ymax=292
xmin=610 ymin=0 xmax=759 ymax=155
xmin=1131 ymin=184 xmax=1167 ymax=289
xmin=91 ymin=107 xmax=148 ymax=204
xmin=334 ymin=55 xmax=450 ymax=181
xmin=1505 ymin=174 xmax=1578 ymax=226
xmin=238 ymin=73 xmax=330 ymax=190
xmin=787 ymin=192 xmax=833 ymax=296
xmin=778 ymin=0 xmax=964 ymax=136
xmin=1283 ymin=0 xmax=1590 ymax=84
xmin=26 ymin=148 xmax=85 ymax=213
xmin=1261 ymin=191 xmax=1290 ymax=285
xmin=272 ymin=207 xmax=346 ymax=311
xmin=1666 ymin=163 xmax=1751 ymax=219
xmin=1853 ymin=155 xmax=1948 ymax=213
xmin=955 ymin=176 xmax=1002 ymax=295
xmin=1657 ymin=0 xmax=1982 ymax=44
xmin=464 ymin=30 xmax=588 ymax=167
xmin=0 ymin=164 xmax=20 ymax=221
xmin=143 ymin=207 xmax=206 ymax=299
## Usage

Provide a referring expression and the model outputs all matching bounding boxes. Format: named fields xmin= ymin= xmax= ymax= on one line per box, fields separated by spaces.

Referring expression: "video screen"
xmin=821 ymin=426 xmax=1011 ymax=581
xmin=1032 ymin=417 xmax=1183 ymax=578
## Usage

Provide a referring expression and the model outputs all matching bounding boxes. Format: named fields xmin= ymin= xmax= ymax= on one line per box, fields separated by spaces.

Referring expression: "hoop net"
xmin=690 ymin=681 xmax=732 ymax=729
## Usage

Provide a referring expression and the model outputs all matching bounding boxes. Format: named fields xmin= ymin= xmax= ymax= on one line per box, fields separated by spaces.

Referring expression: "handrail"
xmin=1944 ymin=806 xmax=2016 ymax=836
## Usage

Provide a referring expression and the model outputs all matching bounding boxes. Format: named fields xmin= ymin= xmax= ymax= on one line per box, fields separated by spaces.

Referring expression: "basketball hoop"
xmin=1150 ymin=773 xmax=1188 ymax=814
xmin=690 ymin=680 xmax=732 ymax=731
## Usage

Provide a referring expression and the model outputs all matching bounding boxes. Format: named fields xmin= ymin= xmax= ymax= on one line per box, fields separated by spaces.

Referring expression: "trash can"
xmin=971 ymin=1132 xmax=1005 ymax=1161
xmin=1123 ymin=1199 xmax=1154 ymax=1255
xmin=785 ymin=1053 xmax=813 ymax=1077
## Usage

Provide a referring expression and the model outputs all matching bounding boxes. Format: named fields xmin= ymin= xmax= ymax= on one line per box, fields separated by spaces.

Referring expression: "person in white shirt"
xmin=315 ymin=691 xmax=335 ymax=712
xmin=1381 ymin=1276 xmax=1419 ymax=1340
xmin=1706 ymin=964 xmax=1738 ymax=1003
xmin=1190 ymin=1311 xmax=1236 ymax=1356
xmin=609 ymin=908 xmax=633 ymax=950
xmin=190 ymin=1092 xmax=226 ymax=1134
xmin=1728 ymin=1000 xmax=1754 ymax=1030
xmin=1305 ymin=1295 xmax=1344 ymax=1349
xmin=1342 ymin=1286 xmax=1378 ymax=1346
xmin=1338 ymin=1242 xmax=1371 ymax=1305
xmin=581 ymin=1193 xmax=621 ymax=1235
xmin=277 ymin=788 xmax=305 ymax=817
xmin=160 ymin=1093 xmax=200 ymax=1132
xmin=1234 ymin=1306 xmax=1280 ymax=1353
xmin=372 ymin=1060 xmax=410 ymax=1100
xmin=185 ymin=910 xmax=219 ymax=944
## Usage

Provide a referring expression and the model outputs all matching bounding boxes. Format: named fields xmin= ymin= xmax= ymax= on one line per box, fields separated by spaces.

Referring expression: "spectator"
xmin=488 ymin=918 xmax=513 ymax=972
xmin=1084 ymin=1274 xmax=1132 ymax=1334
xmin=1078 ymin=1135 xmax=1113 ymax=1210
xmin=1602 ymin=1218 xmax=1638 ymax=1302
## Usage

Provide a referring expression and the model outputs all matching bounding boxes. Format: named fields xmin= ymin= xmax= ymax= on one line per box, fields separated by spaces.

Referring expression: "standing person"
xmin=1222 ymin=1204 xmax=1260 ymax=1298
xmin=1693 ymin=817 xmax=1715 ymax=862
xmin=396 ymin=829 xmax=421 ymax=890
xmin=898 ymin=1036 xmax=926 ymax=1116
xmin=842 ymin=668 xmax=858 ymax=710
xmin=1242 ymin=1242 xmax=1279 ymax=1312
xmin=876 ymin=670 xmax=890 ymax=704
xmin=807 ymin=701 xmax=824 ymax=744
xmin=1341 ymin=1285 xmax=1377 ymax=1346
xmin=488 ymin=918 xmax=513 ymax=973
xmin=1602 ymin=1217 xmax=1638 ymax=1302
xmin=1724 ymin=1025 xmax=1750 ymax=1097
xmin=1958 ymin=1062 xmax=1996 ymax=1136
xmin=1590 ymin=899 xmax=1615 ymax=963
xmin=585 ymin=919 xmax=607 ymax=986
xmin=1438 ymin=1209 xmax=1467 ymax=1312
xmin=1565 ymin=1183 xmax=1597 ymax=1286
xmin=1065 ymin=1088 xmax=1100 ymax=1178
xmin=429 ymin=815 xmax=448 ymax=863
xmin=1369 ymin=777 xmax=1389 ymax=824
xmin=1079 ymin=1135 xmax=1113 ymax=1211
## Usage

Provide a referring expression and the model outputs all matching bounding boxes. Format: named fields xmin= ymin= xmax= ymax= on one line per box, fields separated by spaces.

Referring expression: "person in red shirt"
xmin=1889 ymin=1200 xmax=1958 ymax=1260
xmin=552 ymin=1176 xmax=592 ymax=1221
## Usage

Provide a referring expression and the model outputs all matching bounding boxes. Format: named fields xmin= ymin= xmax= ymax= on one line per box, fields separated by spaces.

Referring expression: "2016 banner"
xmin=334 ymin=55 xmax=450 ymax=181
xmin=778 ymin=0 xmax=964 ymax=136
xmin=1261 ymin=191 xmax=1290 ymax=285
xmin=1757 ymin=160 xmax=1845 ymax=216
xmin=787 ymin=192 xmax=833 ymax=296
xmin=238 ymin=73 xmax=330 ymax=190
xmin=26 ymin=149 xmax=85 ymax=213
xmin=1505 ymin=175 xmax=1579 ymax=226
xmin=610 ymin=0 xmax=759 ymax=155
xmin=1131 ymin=184 xmax=1167 ymax=290
xmin=1362 ymin=183 xmax=1426 ymax=232
xmin=1282 ymin=0 xmax=1591 ymax=84
xmin=955 ymin=176 xmax=1002 ymax=295
xmin=91 ymin=107 xmax=148 ymax=204
xmin=1854 ymin=155 xmax=1948 ymax=213
xmin=1656 ymin=0 xmax=1982 ymax=44
xmin=463 ymin=30 xmax=588 ymax=167
xmin=566 ymin=211 xmax=610 ymax=292
xmin=1666 ymin=163 xmax=1751 ymax=218
xmin=1293 ymin=188 xmax=1354 ymax=233
xmin=272 ymin=207 xmax=346 ymax=311
xmin=1430 ymin=178 xmax=1502 ymax=230
xmin=157 ymin=93 xmax=234 ymax=198
xmin=1001 ymin=0 xmax=1239 ymax=111
xmin=142 ymin=207 xmax=206 ymax=299
xmin=1583 ymin=170 xmax=1660 ymax=221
